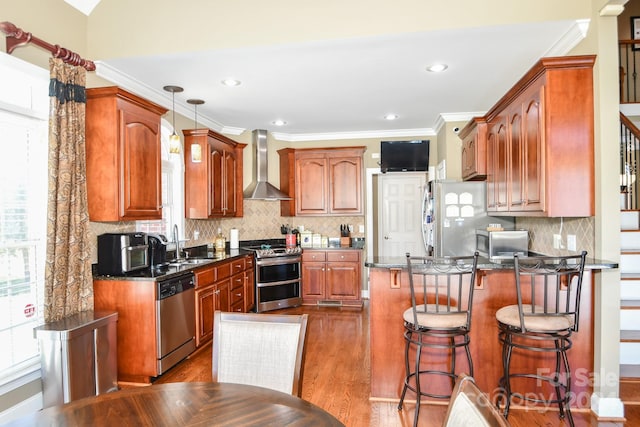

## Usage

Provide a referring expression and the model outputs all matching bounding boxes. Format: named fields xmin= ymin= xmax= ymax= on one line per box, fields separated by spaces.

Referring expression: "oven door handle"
xmin=256 ymin=277 xmax=301 ymax=288
xmin=255 ymin=256 xmax=301 ymax=267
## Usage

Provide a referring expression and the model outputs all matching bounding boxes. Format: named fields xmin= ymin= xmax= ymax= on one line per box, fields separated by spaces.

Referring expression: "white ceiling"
xmin=95 ymin=19 xmax=588 ymax=141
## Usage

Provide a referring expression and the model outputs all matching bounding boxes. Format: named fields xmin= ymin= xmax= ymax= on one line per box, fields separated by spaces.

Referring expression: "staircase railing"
xmin=619 ymin=40 xmax=640 ymax=103
xmin=620 ymin=112 xmax=640 ymax=210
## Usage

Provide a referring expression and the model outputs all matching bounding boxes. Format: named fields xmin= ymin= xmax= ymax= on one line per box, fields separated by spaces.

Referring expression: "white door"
xmin=378 ymin=173 xmax=427 ymax=257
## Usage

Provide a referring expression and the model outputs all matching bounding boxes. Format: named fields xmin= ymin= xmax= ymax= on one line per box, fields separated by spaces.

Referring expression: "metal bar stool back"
xmin=496 ymin=251 xmax=587 ymax=427
xmin=398 ymin=252 xmax=479 ymax=427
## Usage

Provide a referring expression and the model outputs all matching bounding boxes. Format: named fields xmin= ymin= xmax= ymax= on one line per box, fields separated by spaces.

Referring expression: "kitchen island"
xmin=365 ymin=256 xmax=616 ymax=408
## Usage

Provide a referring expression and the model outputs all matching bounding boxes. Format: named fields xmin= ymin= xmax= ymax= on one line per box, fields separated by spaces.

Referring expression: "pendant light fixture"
xmin=163 ymin=85 xmax=184 ymax=154
xmin=187 ymin=98 xmax=204 ymax=163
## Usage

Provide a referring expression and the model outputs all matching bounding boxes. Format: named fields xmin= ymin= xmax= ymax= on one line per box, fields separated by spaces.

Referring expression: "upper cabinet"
xmin=183 ymin=129 xmax=246 ymax=218
xmin=460 ymin=117 xmax=487 ymax=181
xmin=466 ymin=55 xmax=595 ymax=217
xmin=86 ymin=87 xmax=167 ymax=221
xmin=278 ymin=147 xmax=366 ymax=216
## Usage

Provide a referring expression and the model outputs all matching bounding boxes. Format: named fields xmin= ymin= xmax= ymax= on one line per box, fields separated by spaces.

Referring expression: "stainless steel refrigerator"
xmin=422 ymin=180 xmax=514 ymax=257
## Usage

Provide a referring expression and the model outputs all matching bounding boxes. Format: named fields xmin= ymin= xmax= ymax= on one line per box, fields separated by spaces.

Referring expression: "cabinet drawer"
xmin=231 ymin=258 xmax=245 ymax=275
xmin=302 ymin=251 xmax=327 ymax=262
xmin=327 ymin=251 xmax=359 ymax=262
xmin=230 ymin=300 xmax=244 ymax=312
xmin=245 ymin=255 xmax=254 ymax=269
xmin=217 ymin=262 xmax=231 ymax=279
xmin=230 ymin=273 xmax=244 ymax=290
xmin=194 ymin=267 xmax=216 ymax=288
xmin=230 ymin=286 xmax=244 ymax=305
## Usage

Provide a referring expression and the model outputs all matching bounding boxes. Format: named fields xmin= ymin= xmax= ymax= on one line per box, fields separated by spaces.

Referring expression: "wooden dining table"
xmin=5 ymin=382 xmax=345 ymax=426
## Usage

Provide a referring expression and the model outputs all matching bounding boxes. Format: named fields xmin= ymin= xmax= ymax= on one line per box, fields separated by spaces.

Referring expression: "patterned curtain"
xmin=44 ymin=58 xmax=93 ymax=322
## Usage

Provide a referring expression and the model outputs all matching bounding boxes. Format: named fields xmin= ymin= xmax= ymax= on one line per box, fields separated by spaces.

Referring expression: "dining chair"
xmin=398 ymin=252 xmax=479 ymax=427
xmin=212 ymin=310 xmax=309 ymax=397
xmin=442 ymin=374 xmax=511 ymax=427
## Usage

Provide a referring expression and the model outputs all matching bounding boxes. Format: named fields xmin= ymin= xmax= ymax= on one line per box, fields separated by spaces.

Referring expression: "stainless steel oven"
xmin=242 ymin=242 xmax=302 ymax=313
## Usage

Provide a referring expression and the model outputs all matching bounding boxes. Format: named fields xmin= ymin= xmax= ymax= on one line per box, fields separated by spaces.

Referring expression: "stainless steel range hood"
xmin=243 ymin=129 xmax=291 ymax=200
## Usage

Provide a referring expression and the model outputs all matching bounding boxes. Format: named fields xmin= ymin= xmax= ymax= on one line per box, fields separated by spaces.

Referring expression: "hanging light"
xmin=187 ymin=99 xmax=204 ymax=163
xmin=163 ymin=85 xmax=184 ymax=154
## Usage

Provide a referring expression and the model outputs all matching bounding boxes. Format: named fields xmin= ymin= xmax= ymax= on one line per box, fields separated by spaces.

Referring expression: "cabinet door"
xmin=495 ymin=119 xmax=509 ymax=212
xmin=210 ymin=148 xmax=224 ymax=216
xmin=223 ymin=150 xmax=237 ymax=216
xmin=296 ymin=155 xmax=328 ymax=215
xmin=522 ymin=88 xmax=544 ymax=212
xmin=244 ymin=268 xmax=255 ymax=312
xmin=120 ymin=108 xmax=162 ymax=219
xmin=461 ymin=138 xmax=474 ymax=180
xmin=195 ymin=286 xmax=214 ymax=347
xmin=326 ymin=262 xmax=360 ymax=300
xmin=215 ymin=279 xmax=231 ymax=312
xmin=486 ymin=130 xmax=497 ymax=211
xmin=329 ymin=156 xmax=362 ymax=214
xmin=509 ymin=107 xmax=523 ymax=210
xmin=301 ymin=262 xmax=326 ymax=299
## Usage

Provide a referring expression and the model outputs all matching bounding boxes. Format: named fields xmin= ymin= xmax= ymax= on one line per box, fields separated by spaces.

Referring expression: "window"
xmin=137 ymin=122 xmax=184 ymax=240
xmin=0 ymin=53 xmax=49 ymax=388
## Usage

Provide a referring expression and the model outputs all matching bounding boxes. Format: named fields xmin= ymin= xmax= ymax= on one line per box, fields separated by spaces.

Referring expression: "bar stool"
xmin=496 ymin=251 xmax=587 ymax=427
xmin=398 ymin=252 xmax=479 ymax=427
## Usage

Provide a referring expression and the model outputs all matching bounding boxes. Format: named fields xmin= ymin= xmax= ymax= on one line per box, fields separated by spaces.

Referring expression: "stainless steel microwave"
xmin=97 ymin=233 xmax=149 ymax=275
xmin=476 ymin=229 xmax=528 ymax=260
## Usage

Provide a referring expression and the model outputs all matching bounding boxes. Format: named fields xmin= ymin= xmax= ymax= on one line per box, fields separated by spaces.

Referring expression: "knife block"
xmin=340 ymin=236 xmax=351 ymax=247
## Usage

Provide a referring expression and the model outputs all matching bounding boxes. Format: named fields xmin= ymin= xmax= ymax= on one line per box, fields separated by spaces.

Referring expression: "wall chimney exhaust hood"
xmin=243 ymin=129 xmax=291 ymax=200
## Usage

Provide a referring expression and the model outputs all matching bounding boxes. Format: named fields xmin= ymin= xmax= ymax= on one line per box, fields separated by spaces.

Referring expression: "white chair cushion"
xmin=403 ymin=305 xmax=468 ymax=329
xmin=444 ymin=392 xmax=491 ymax=427
xmin=496 ymin=304 xmax=575 ymax=331
xmin=216 ymin=319 xmax=301 ymax=394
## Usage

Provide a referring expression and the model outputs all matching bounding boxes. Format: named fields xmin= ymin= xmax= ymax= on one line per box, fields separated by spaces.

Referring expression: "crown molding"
xmin=95 ymin=61 xmax=228 ymax=133
xmin=543 ymin=19 xmax=590 ymax=57
xmin=272 ymin=127 xmax=436 ymax=142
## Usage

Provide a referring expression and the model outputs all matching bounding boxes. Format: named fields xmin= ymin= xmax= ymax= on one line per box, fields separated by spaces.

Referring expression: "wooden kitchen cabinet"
xmin=183 ymin=129 xmax=246 ymax=218
xmin=460 ymin=117 xmax=487 ymax=181
xmin=194 ymin=255 xmax=253 ymax=348
xmin=93 ymin=278 xmax=158 ymax=383
xmin=85 ymin=87 xmax=167 ymax=221
xmin=301 ymin=249 xmax=362 ymax=307
xmin=278 ymin=147 xmax=366 ymax=216
xmin=482 ymin=55 xmax=595 ymax=217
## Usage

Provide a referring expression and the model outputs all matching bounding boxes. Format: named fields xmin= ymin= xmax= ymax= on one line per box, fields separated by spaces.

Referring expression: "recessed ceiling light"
xmin=272 ymin=119 xmax=287 ymax=126
xmin=426 ymin=63 xmax=448 ymax=73
xmin=221 ymin=78 xmax=241 ymax=87
xmin=384 ymin=114 xmax=398 ymax=121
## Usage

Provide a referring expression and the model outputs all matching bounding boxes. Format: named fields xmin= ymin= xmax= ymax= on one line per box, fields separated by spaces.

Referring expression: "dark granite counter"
xmin=93 ymin=248 xmax=253 ymax=281
xmin=365 ymin=255 xmax=618 ymax=270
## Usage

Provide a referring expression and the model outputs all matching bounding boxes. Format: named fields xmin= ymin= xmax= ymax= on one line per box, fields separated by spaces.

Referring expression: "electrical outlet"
xmin=567 ymin=234 xmax=577 ymax=251
xmin=553 ymin=234 xmax=562 ymax=249
xmin=359 ymin=224 xmax=365 ymax=233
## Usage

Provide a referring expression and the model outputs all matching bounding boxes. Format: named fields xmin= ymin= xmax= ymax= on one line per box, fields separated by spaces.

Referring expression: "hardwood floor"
xmin=154 ymin=302 xmax=638 ymax=426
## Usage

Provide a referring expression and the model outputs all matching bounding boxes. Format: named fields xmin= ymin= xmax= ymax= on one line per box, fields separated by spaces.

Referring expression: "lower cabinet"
xmin=301 ymin=249 xmax=362 ymax=307
xmin=194 ymin=255 xmax=254 ymax=348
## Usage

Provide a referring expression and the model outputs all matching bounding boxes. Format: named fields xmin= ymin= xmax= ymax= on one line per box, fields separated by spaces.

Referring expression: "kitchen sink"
xmin=168 ymin=258 xmax=211 ymax=267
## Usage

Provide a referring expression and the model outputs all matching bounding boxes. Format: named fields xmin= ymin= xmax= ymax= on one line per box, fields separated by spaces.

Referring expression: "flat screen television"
xmin=380 ymin=140 xmax=430 ymax=173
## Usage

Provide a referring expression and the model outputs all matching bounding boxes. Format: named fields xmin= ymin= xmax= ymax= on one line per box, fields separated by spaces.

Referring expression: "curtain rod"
xmin=0 ymin=21 xmax=96 ymax=71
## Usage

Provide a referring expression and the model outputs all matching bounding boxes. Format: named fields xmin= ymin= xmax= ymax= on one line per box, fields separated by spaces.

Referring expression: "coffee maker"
xmin=147 ymin=234 xmax=170 ymax=267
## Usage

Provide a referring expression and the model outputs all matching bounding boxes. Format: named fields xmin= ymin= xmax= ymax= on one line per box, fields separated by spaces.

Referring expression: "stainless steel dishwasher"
xmin=156 ymin=272 xmax=196 ymax=374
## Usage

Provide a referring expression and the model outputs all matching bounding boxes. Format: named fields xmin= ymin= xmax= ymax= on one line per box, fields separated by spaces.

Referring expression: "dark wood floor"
xmin=154 ymin=302 xmax=640 ymax=426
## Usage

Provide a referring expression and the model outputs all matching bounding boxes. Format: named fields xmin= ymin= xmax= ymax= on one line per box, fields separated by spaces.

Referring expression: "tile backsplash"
xmin=88 ymin=200 xmax=365 ymax=262
xmin=516 ymin=216 xmax=595 ymax=256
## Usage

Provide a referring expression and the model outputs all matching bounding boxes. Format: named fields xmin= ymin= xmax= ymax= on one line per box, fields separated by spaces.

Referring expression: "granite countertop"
xmin=365 ymin=255 xmax=618 ymax=270
xmin=93 ymin=248 xmax=253 ymax=281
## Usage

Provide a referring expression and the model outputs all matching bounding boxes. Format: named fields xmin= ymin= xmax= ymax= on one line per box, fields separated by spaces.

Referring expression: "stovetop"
xmin=240 ymin=238 xmax=301 ymax=258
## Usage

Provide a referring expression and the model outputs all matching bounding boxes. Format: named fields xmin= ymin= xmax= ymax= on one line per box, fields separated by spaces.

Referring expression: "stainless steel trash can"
xmin=34 ymin=310 xmax=118 ymax=408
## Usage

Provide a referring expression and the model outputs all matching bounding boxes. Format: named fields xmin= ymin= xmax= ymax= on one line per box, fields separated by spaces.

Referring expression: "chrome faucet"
xmin=173 ymin=224 xmax=181 ymax=260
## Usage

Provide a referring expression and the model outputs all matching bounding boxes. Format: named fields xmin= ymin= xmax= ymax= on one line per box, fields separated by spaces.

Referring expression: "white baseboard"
xmin=590 ymin=393 xmax=625 ymax=419
xmin=0 ymin=392 xmax=43 ymax=424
